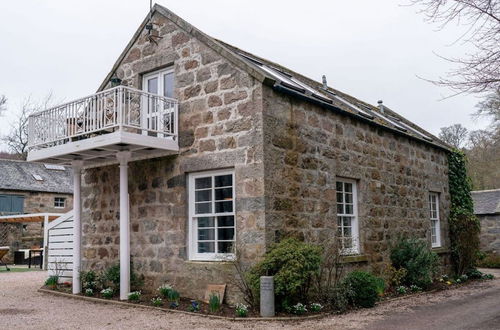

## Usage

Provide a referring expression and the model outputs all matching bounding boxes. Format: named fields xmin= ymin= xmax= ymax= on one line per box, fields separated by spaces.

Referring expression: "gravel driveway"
xmin=1 ymin=269 xmax=499 ymax=330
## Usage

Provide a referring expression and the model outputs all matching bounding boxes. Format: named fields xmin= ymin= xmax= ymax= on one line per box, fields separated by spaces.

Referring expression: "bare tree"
xmin=409 ymin=0 xmax=500 ymax=95
xmin=0 ymin=95 xmax=6 ymax=116
xmin=438 ymin=123 xmax=469 ymax=148
xmin=474 ymin=90 xmax=500 ymax=129
xmin=466 ymin=128 xmax=500 ymax=189
xmin=2 ymin=94 xmax=53 ymax=159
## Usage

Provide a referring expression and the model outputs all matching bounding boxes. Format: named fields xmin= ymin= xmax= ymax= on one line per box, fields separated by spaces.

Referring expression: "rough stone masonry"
xmin=81 ymin=8 xmax=451 ymax=303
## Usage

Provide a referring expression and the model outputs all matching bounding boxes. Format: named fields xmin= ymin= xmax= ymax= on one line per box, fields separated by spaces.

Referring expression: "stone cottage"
xmin=472 ymin=189 xmax=500 ymax=255
xmin=26 ymin=4 xmax=451 ymax=302
xmin=0 ymin=159 xmax=73 ymax=263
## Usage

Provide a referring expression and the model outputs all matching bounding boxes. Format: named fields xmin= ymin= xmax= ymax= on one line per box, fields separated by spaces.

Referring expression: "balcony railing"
xmin=27 ymin=86 xmax=178 ymax=151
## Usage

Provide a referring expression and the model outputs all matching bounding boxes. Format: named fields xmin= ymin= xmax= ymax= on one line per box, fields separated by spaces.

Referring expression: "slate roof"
xmin=99 ymin=4 xmax=449 ymax=151
xmin=472 ymin=189 xmax=500 ymax=215
xmin=0 ymin=160 xmax=73 ymax=194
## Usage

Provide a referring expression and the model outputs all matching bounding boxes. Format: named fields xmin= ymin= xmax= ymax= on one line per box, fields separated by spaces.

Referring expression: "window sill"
xmin=184 ymin=260 xmax=234 ymax=265
xmin=431 ymin=247 xmax=450 ymax=254
xmin=340 ymin=254 xmax=368 ymax=264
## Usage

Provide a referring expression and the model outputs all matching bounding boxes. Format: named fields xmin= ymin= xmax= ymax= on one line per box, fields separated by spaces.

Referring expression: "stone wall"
xmin=0 ymin=190 xmax=73 ymax=263
xmin=261 ymin=86 xmax=452 ymax=274
xmin=479 ymin=214 xmax=500 ymax=254
xmin=81 ymin=11 xmax=265 ymax=303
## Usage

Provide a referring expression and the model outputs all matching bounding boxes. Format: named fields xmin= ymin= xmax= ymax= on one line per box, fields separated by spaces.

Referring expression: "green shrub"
xmin=127 ymin=291 xmax=141 ymax=302
xmin=248 ymin=238 xmax=322 ymax=309
xmin=235 ymin=303 xmax=248 ymax=317
xmin=396 ymin=286 xmax=407 ymax=295
xmin=390 ymin=238 xmax=438 ymax=288
xmin=328 ymin=282 xmax=355 ymax=312
xmin=103 ymin=262 xmax=144 ymax=291
xmin=85 ymin=288 xmax=94 ymax=296
xmin=45 ymin=275 xmax=59 ymax=287
xmin=477 ymin=253 xmax=500 ymax=268
xmin=309 ymin=303 xmax=323 ymax=312
xmin=151 ymin=297 xmax=163 ymax=307
xmin=342 ymin=271 xmax=384 ymax=308
xmin=101 ymin=288 xmax=114 ymax=299
xmin=167 ymin=289 xmax=180 ymax=302
xmin=158 ymin=283 xmax=173 ymax=298
xmin=81 ymin=270 xmax=100 ymax=291
xmin=208 ymin=293 xmax=221 ymax=313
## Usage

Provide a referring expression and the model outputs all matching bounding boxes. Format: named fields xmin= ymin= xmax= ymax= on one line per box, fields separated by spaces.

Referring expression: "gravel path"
xmin=1 ymin=269 xmax=499 ymax=330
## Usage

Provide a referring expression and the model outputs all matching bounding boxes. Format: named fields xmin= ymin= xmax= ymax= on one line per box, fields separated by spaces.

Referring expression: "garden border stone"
xmin=37 ymin=288 xmax=329 ymax=322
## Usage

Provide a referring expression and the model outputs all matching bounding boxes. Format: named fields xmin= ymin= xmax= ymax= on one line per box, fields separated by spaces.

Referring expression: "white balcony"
xmin=27 ymin=86 xmax=179 ymax=166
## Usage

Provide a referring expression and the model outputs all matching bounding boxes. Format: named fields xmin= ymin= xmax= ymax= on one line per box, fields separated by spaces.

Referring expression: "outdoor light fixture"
xmin=110 ymin=76 xmax=122 ymax=87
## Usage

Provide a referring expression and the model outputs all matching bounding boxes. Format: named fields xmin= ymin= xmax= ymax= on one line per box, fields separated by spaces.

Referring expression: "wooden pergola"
xmin=0 ymin=213 xmax=64 ymax=270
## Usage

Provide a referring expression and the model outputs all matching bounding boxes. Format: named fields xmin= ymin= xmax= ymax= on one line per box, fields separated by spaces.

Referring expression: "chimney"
xmin=377 ymin=100 xmax=385 ymax=114
xmin=322 ymin=75 xmax=328 ymax=90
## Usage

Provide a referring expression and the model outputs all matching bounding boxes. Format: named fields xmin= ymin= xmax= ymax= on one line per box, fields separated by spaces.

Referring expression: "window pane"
xmin=336 ymin=182 xmax=343 ymax=192
xmin=336 ymin=192 xmax=343 ymax=203
xmin=344 ymin=226 xmax=352 ymax=237
xmin=342 ymin=216 xmax=351 ymax=227
xmin=345 ymin=193 xmax=353 ymax=204
xmin=345 ymin=204 xmax=353 ymax=214
xmin=337 ymin=216 xmax=342 ymax=227
xmin=218 ymin=241 xmax=233 ymax=254
xmin=218 ymin=216 xmax=234 ymax=227
xmin=198 ymin=242 xmax=215 ymax=253
xmin=215 ymin=187 xmax=233 ymax=201
xmin=215 ymin=201 xmax=233 ymax=213
xmin=344 ymin=183 xmax=352 ymax=193
xmin=337 ymin=204 xmax=344 ymax=214
xmin=215 ymin=174 xmax=232 ymax=187
xmin=198 ymin=228 xmax=215 ymax=241
xmin=163 ymin=72 xmax=174 ymax=98
xmin=218 ymin=228 xmax=234 ymax=241
xmin=147 ymin=77 xmax=158 ymax=94
xmin=195 ymin=189 xmax=211 ymax=202
xmin=195 ymin=202 xmax=211 ymax=214
xmin=198 ymin=217 xmax=214 ymax=227
xmin=195 ymin=177 xmax=211 ymax=189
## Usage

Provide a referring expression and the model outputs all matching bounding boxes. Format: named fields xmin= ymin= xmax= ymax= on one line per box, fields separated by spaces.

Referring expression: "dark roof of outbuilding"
xmin=0 ymin=160 xmax=73 ymax=194
xmin=472 ymin=189 xmax=500 ymax=215
xmin=99 ymin=3 xmax=450 ymax=152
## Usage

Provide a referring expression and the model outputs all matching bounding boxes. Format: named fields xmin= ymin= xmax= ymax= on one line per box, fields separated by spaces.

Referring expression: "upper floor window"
xmin=188 ymin=169 xmax=235 ymax=261
xmin=54 ymin=197 xmax=66 ymax=209
xmin=143 ymin=68 xmax=174 ymax=98
xmin=336 ymin=178 xmax=360 ymax=255
xmin=429 ymin=192 xmax=441 ymax=248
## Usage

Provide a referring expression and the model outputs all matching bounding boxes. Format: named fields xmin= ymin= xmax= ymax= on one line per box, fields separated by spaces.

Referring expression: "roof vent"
xmin=377 ymin=100 xmax=385 ymax=114
xmin=322 ymin=75 xmax=328 ymax=90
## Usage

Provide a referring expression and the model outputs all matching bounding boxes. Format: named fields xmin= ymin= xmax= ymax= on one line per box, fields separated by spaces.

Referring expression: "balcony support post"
xmin=116 ymin=151 xmax=131 ymax=300
xmin=72 ymin=160 xmax=83 ymax=294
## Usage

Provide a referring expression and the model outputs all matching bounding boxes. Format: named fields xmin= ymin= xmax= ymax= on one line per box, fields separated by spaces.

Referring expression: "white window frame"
xmin=142 ymin=68 xmax=175 ymax=135
xmin=336 ymin=178 xmax=360 ymax=255
xmin=54 ymin=197 xmax=66 ymax=209
xmin=429 ymin=192 xmax=441 ymax=248
xmin=188 ymin=169 xmax=236 ymax=261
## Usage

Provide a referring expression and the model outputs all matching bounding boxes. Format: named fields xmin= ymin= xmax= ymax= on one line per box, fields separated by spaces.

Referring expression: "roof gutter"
xmin=271 ymin=84 xmax=451 ymax=153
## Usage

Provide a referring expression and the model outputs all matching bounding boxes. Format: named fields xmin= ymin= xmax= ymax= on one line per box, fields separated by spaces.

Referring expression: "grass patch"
xmin=0 ymin=267 xmax=42 ymax=273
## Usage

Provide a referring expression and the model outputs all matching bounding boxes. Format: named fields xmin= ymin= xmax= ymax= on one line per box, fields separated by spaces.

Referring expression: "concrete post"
xmin=72 ymin=160 xmax=83 ymax=294
xmin=116 ymin=151 xmax=131 ymax=300
xmin=260 ymin=276 xmax=275 ymax=317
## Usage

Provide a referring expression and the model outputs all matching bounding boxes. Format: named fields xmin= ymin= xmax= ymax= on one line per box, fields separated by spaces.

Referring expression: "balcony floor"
xmin=27 ymin=130 xmax=178 ymax=167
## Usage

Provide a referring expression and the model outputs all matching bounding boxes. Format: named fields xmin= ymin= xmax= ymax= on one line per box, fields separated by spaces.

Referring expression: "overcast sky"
xmin=0 ymin=0 xmax=490 ymax=151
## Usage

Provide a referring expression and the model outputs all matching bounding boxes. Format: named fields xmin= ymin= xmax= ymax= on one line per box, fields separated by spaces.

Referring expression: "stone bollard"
xmin=260 ymin=276 xmax=275 ymax=317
